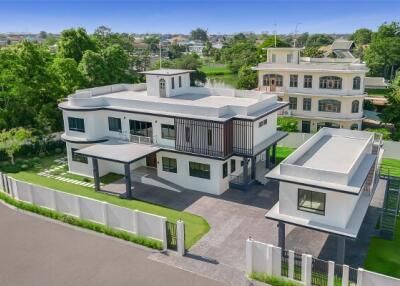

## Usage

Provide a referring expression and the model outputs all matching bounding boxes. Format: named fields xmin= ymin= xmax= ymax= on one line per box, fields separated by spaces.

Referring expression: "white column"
xmin=328 ymin=261 xmax=335 ymax=286
xmin=266 ymin=244 xmax=273 ymax=275
xmin=133 ymin=210 xmax=139 ymax=234
xmin=301 ymin=253 xmax=307 ymax=283
xmin=177 ymin=220 xmax=185 ymax=256
xmin=273 ymin=246 xmax=282 ymax=277
xmin=305 ymin=255 xmax=312 ymax=286
xmin=357 ymin=268 xmax=364 ymax=286
xmin=161 ymin=217 xmax=167 ymax=251
xmin=288 ymin=250 xmax=295 ymax=279
xmin=342 ymin=265 xmax=349 ymax=286
xmin=245 ymin=238 xmax=254 ymax=274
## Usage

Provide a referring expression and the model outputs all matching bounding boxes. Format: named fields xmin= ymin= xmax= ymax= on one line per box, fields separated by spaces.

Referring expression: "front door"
xmin=146 ymin=153 xmax=157 ymax=168
xmin=269 ymin=77 xmax=276 ymax=92
xmin=302 ymin=120 xmax=311 ymax=133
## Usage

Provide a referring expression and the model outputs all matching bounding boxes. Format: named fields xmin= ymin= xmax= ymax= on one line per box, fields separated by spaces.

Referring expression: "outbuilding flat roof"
xmin=139 ymin=69 xmax=194 ymax=76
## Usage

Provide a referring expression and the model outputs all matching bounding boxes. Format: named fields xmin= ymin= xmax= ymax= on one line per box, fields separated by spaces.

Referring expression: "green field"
xmin=381 ymin=158 xmax=400 ymax=177
xmin=364 ymin=219 xmax=400 ymax=278
xmin=4 ymin=154 xmax=210 ymax=249
xmin=200 ymin=64 xmax=231 ymax=76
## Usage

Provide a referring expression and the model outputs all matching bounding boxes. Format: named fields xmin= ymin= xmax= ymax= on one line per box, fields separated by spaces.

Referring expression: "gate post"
xmin=288 ymin=250 xmax=294 ymax=279
xmin=177 ymin=220 xmax=185 ymax=256
xmin=357 ymin=268 xmax=364 ymax=286
xmin=342 ymin=265 xmax=349 ymax=286
xmin=161 ymin=217 xmax=167 ymax=251
xmin=328 ymin=261 xmax=335 ymax=286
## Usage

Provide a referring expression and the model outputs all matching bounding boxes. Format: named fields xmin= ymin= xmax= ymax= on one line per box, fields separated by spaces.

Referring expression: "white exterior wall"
xmin=254 ymin=113 xmax=278 ymax=146
xmin=278 ymin=182 xmax=359 ymax=228
xmin=156 ymin=151 xmax=244 ymax=195
xmin=145 ymin=73 xmax=191 ymax=98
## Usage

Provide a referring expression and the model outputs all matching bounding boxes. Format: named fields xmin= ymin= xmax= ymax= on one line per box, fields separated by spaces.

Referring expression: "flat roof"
xmin=75 ymin=138 xmax=160 ymax=164
xmin=139 ymin=69 xmax=194 ymax=76
xmin=294 ymin=135 xmax=366 ymax=173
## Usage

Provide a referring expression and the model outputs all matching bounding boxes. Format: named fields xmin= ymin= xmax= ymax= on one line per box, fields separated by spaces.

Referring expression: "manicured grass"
xmin=381 ymin=158 xmax=400 ymax=177
xmin=200 ymin=64 xmax=232 ymax=76
xmin=6 ymin=154 xmax=210 ymax=249
xmin=364 ymin=219 xmax=400 ymax=278
xmin=0 ymin=191 xmax=162 ymax=250
xmin=276 ymin=146 xmax=295 ymax=164
xmin=366 ymin=88 xmax=391 ymax=97
xmin=249 ymin=272 xmax=302 ymax=286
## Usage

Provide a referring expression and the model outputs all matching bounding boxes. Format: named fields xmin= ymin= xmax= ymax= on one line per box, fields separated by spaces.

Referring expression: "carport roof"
xmin=75 ymin=138 xmax=160 ymax=164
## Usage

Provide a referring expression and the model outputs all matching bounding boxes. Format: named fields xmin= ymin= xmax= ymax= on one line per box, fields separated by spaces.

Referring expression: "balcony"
xmin=129 ymin=134 xmax=155 ymax=145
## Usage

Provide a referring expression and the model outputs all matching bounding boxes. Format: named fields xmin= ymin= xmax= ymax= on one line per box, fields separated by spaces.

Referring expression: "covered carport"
xmin=76 ymin=139 xmax=160 ymax=199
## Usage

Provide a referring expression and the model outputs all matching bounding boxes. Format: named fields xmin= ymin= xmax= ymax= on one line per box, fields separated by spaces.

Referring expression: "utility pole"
xmin=293 ymin=23 xmax=301 ymax=48
xmin=274 ymin=23 xmax=277 ymax=47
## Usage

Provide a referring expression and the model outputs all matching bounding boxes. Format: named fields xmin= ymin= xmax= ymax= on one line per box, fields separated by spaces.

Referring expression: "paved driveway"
xmin=0 ymin=203 xmax=224 ymax=286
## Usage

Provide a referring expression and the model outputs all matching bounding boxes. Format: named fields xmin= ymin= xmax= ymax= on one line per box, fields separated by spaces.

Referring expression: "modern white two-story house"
xmin=265 ymin=127 xmax=383 ymax=262
xmin=253 ymin=47 xmax=368 ymax=133
xmin=58 ymin=69 xmax=288 ymax=197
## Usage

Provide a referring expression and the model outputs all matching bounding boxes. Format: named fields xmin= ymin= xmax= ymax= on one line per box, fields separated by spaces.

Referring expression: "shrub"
xmin=83 ymin=177 xmax=91 ymax=183
xmin=249 ymin=272 xmax=303 ymax=286
xmin=278 ymin=117 xmax=299 ymax=132
xmin=1 ymin=164 xmax=21 ymax=173
xmin=0 ymin=191 xmax=163 ymax=250
xmin=54 ymin=147 xmax=62 ymax=154
xmin=365 ymin=127 xmax=392 ymax=140
xmin=20 ymin=164 xmax=29 ymax=170
xmin=38 ymin=152 xmax=46 ymax=158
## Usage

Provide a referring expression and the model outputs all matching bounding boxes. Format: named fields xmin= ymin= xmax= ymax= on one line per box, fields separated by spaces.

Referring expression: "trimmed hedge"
xmin=249 ymin=272 xmax=303 ymax=286
xmin=0 ymin=191 xmax=163 ymax=250
xmin=0 ymin=140 xmax=66 ymax=162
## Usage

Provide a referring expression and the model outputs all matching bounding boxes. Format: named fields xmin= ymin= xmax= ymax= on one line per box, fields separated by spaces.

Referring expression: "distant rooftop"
xmin=331 ymin=39 xmax=354 ymax=51
xmin=139 ymin=69 xmax=194 ymax=76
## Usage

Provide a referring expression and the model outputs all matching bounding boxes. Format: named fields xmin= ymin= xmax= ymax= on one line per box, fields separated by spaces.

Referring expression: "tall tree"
xmin=0 ymin=128 xmax=32 ymax=165
xmin=351 ymin=28 xmax=373 ymax=46
xmin=364 ymin=22 xmax=400 ymax=79
xmin=301 ymin=46 xmax=324 ymax=58
xmin=237 ymin=65 xmax=258 ymax=90
xmin=220 ymin=36 xmax=258 ymax=73
xmin=50 ymin=57 xmax=85 ymax=94
xmin=144 ymin=35 xmax=160 ymax=53
xmin=102 ymin=44 xmax=130 ymax=83
xmin=190 ymin=28 xmax=208 ymax=42
xmin=306 ymin=34 xmax=334 ymax=47
xmin=78 ymin=50 xmax=108 ymax=87
xmin=58 ymin=28 xmax=96 ymax=62
xmin=380 ymin=73 xmax=400 ymax=140
xmin=258 ymin=36 xmax=291 ymax=61
xmin=168 ymin=43 xmax=186 ymax=59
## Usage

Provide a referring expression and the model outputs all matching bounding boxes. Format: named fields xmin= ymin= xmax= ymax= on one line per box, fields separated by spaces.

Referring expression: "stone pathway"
xmin=37 ymin=157 xmax=96 ymax=188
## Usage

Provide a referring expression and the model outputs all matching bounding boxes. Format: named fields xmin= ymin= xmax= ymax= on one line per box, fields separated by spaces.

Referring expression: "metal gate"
xmin=166 ymin=221 xmax=177 ymax=251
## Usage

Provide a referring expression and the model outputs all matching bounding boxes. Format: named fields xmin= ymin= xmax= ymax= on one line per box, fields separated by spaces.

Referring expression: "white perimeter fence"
xmin=246 ymin=239 xmax=400 ymax=286
xmin=0 ymin=172 xmax=168 ymax=250
xmin=279 ymin=132 xmax=400 ymax=160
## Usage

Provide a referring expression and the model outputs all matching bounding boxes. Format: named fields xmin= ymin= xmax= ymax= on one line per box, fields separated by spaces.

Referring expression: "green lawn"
xmin=276 ymin=146 xmax=295 ymax=164
xmin=366 ymin=88 xmax=391 ymax=97
xmin=200 ymin=64 xmax=231 ymax=76
xmin=364 ymin=219 xmax=400 ymax=278
xmin=381 ymin=158 xmax=400 ymax=177
xmin=4 ymin=154 xmax=210 ymax=249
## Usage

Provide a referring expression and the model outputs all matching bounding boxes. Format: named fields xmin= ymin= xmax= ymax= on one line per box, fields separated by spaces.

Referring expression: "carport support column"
xmin=336 ymin=236 xmax=346 ymax=265
xmin=124 ymin=163 xmax=132 ymax=199
xmin=251 ymin=156 xmax=256 ymax=180
xmin=278 ymin=221 xmax=285 ymax=249
xmin=271 ymin=143 xmax=277 ymax=166
xmin=265 ymin=147 xmax=270 ymax=168
xmin=92 ymin=158 xmax=100 ymax=192
xmin=243 ymin=157 xmax=249 ymax=185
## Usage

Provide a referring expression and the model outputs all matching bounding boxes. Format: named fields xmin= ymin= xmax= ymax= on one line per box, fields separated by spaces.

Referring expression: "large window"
xmin=298 ymin=189 xmax=326 ymax=215
xmin=108 ymin=117 xmax=122 ymax=132
xmin=289 ymin=97 xmax=297 ymax=110
xmin=68 ymin=117 xmax=85 ymax=133
xmin=303 ymin=98 xmax=312 ymax=111
xmin=318 ymin=99 xmax=341 ymax=113
xmin=304 ymin=75 xmax=312 ymax=88
xmin=353 ymin=76 xmax=361 ymax=90
xmin=178 ymin=76 xmax=182 ymax=88
xmin=71 ymin=148 xmax=88 ymax=164
xmin=171 ymin=77 xmax=175 ymax=89
xmin=262 ymin=74 xmax=283 ymax=86
xmin=162 ymin=157 xmax=177 ymax=173
xmin=290 ymin=75 xmax=298 ymax=88
xmin=222 ymin=162 xmax=228 ymax=178
xmin=189 ymin=162 xmax=210 ymax=179
xmin=319 ymin=76 xmax=342 ymax=89
xmin=161 ymin=124 xmax=175 ymax=140
xmin=351 ymin=100 xmax=360 ymax=113
xmin=129 ymin=120 xmax=153 ymax=137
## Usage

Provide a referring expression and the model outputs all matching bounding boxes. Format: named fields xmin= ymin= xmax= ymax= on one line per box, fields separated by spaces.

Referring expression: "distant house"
xmin=364 ymin=77 xmax=389 ymax=89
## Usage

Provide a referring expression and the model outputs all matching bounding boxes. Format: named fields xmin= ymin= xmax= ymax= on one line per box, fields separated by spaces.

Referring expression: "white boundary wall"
xmin=279 ymin=132 xmax=400 ymax=160
xmin=246 ymin=238 xmax=400 ymax=286
xmin=0 ymin=174 xmax=167 ymax=249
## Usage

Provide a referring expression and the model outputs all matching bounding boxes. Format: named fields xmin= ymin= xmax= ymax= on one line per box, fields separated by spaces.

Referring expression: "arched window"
xmin=353 ymin=77 xmax=361 ymax=90
xmin=350 ymin=124 xmax=359 ymax=130
xmin=159 ymin=78 xmax=166 ymax=97
xmin=262 ymin=74 xmax=283 ymax=86
xmin=351 ymin=100 xmax=359 ymax=113
xmin=318 ymin=99 xmax=341 ymax=113
xmin=319 ymin=76 xmax=342 ymax=89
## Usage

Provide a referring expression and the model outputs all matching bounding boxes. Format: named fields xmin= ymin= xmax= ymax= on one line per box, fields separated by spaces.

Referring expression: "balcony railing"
xmin=130 ymin=134 xmax=155 ymax=145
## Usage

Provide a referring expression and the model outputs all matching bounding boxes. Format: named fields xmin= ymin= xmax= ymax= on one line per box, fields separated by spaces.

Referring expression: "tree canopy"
xmin=380 ymin=73 xmax=400 ymax=140
xmin=306 ymin=34 xmax=334 ymax=47
xmin=351 ymin=28 xmax=373 ymax=46
xmin=237 ymin=65 xmax=258 ymax=90
xmin=190 ymin=28 xmax=208 ymax=42
xmin=58 ymin=28 xmax=97 ymax=62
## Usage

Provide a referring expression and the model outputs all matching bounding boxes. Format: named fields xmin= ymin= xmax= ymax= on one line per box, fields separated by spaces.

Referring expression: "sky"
xmin=0 ymin=0 xmax=399 ymax=34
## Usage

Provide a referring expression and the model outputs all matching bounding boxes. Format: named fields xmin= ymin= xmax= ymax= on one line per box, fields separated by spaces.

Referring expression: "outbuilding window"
xmin=68 ymin=117 xmax=85 ymax=133
xmin=298 ymin=189 xmax=326 ymax=215
xmin=162 ymin=157 xmax=177 ymax=173
xmin=189 ymin=162 xmax=210 ymax=179
xmin=161 ymin=124 xmax=175 ymax=140
xmin=108 ymin=117 xmax=122 ymax=132
xmin=71 ymin=148 xmax=88 ymax=164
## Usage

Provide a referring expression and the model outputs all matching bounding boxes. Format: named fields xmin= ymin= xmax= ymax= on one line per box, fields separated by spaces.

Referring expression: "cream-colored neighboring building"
xmin=253 ymin=47 xmax=368 ymax=133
